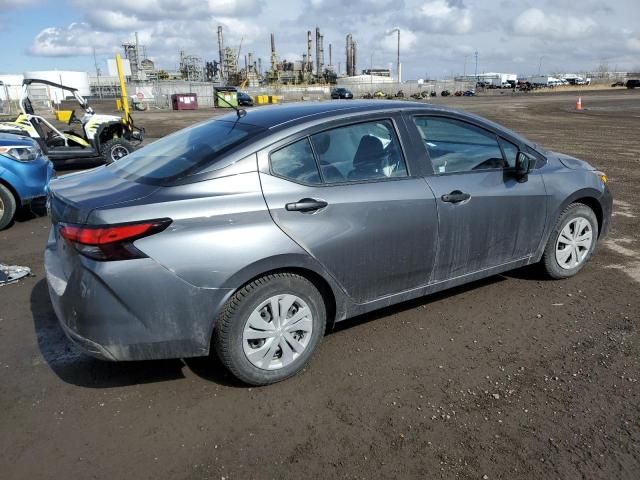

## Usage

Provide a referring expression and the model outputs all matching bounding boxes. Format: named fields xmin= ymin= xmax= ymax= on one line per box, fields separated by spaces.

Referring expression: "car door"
xmin=408 ymin=114 xmax=548 ymax=282
xmin=258 ymin=115 xmax=439 ymax=303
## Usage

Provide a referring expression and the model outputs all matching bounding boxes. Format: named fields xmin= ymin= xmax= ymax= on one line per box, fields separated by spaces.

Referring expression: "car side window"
xmin=498 ymin=137 xmax=519 ymax=168
xmin=310 ymin=120 xmax=408 ymax=183
xmin=413 ymin=116 xmax=507 ymax=174
xmin=270 ymin=138 xmax=321 ymax=185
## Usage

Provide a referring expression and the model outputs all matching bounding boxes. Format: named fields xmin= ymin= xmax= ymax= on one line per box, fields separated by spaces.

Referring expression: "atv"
xmin=0 ymin=79 xmax=144 ymax=164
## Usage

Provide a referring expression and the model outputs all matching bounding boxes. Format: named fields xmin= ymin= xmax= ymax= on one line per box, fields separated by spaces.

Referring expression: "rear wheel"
xmin=101 ymin=137 xmax=134 ymax=164
xmin=214 ymin=273 xmax=326 ymax=385
xmin=542 ymin=203 xmax=598 ymax=279
xmin=0 ymin=184 xmax=17 ymax=230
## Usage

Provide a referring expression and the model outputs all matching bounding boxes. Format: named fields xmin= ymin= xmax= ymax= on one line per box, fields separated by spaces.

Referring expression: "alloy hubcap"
xmin=0 ymin=196 xmax=4 ymax=218
xmin=110 ymin=145 xmax=129 ymax=162
xmin=555 ymin=216 xmax=593 ymax=269
xmin=242 ymin=294 xmax=313 ymax=370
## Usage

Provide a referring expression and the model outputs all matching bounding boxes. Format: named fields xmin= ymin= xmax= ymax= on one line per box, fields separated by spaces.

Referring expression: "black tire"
xmin=213 ymin=273 xmax=326 ymax=386
xmin=542 ymin=203 xmax=599 ymax=279
xmin=0 ymin=184 xmax=17 ymax=230
xmin=101 ymin=137 xmax=134 ymax=164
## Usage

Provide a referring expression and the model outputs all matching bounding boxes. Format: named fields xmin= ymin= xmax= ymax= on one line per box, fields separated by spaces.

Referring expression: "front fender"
xmin=0 ymin=155 xmax=53 ymax=203
xmin=532 ymin=186 xmax=608 ymax=262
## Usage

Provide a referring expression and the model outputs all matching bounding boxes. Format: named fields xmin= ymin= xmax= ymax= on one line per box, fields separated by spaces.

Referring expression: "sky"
xmin=1 ymin=0 xmax=639 ymax=79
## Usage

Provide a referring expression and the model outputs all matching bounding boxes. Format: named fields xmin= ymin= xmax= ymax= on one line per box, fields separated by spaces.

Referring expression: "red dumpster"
xmin=171 ymin=93 xmax=198 ymax=110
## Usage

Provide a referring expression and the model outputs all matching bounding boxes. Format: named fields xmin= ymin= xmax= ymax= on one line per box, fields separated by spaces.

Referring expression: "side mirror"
xmin=515 ymin=152 xmax=532 ymax=182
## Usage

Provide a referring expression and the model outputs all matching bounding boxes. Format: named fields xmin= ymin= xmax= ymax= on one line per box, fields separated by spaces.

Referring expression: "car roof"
xmin=213 ymin=100 xmax=532 ymax=146
xmin=216 ymin=100 xmax=437 ymax=128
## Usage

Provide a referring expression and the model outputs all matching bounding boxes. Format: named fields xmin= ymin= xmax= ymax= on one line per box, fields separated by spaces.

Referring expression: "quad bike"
xmin=0 ymin=79 xmax=144 ymax=164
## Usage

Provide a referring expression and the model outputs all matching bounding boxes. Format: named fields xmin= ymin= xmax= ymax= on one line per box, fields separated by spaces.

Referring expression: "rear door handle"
xmin=441 ymin=190 xmax=471 ymax=203
xmin=285 ymin=198 xmax=328 ymax=212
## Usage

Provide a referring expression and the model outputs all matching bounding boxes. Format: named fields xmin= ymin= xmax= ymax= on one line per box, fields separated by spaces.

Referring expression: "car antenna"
xmin=217 ymin=91 xmax=246 ymax=118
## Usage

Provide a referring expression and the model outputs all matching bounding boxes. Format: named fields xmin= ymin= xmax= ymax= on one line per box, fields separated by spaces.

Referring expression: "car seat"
xmin=313 ymin=133 xmax=344 ymax=183
xmin=348 ymin=135 xmax=385 ymax=181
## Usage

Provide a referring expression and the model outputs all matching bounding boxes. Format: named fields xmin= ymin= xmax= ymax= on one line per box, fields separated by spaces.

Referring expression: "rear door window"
xmin=309 ymin=120 xmax=408 ymax=183
xmin=270 ymin=138 xmax=322 ymax=185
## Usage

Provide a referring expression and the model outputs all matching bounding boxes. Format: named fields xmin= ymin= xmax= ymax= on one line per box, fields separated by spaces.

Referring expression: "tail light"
xmin=59 ymin=218 xmax=171 ymax=261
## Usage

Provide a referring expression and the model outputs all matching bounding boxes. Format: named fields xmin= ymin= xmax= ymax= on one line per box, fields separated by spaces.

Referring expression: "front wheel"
xmin=542 ymin=203 xmax=599 ymax=279
xmin=213 ymin=273 xmax=326 ymax=385
xmin=101 ymin=137 xmax=134 ymax=164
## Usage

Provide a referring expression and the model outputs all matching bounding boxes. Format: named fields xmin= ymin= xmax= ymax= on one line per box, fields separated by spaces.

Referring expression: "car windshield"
xmin=109 ymin=119 xmax=264 ymax=184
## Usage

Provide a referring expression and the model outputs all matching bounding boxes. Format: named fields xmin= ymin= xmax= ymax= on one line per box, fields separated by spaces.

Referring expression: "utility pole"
xmin=93 ymin=47 xmax=102 ymax=99
xmin=474 ymin=50 xmax=478 ymax=84
xmin=463 ymin=54 xmax=469 ymax=78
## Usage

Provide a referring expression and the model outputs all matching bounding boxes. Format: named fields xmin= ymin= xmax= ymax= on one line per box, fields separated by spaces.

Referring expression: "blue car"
xmin=0 ymin=133 xmax=54 ymax=229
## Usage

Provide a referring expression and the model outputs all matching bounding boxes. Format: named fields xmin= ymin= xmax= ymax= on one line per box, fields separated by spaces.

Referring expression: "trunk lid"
xmin=49 ymin=166 xmax=160 ymax=225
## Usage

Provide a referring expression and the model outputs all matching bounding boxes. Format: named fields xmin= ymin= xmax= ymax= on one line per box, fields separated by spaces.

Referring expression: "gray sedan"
xmin=45 ymin=101 xmax=612 ymax=385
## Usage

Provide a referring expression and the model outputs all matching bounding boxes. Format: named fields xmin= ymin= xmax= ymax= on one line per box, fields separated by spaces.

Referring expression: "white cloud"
xmin=379 ymin=29 xmax=418 ymax=53
xmin=29 ymin=23 xmax=121 ymax=56
xmin=416 ymin=0 xmax=472 ymax=34
xmin=627 ymin=37 xmax=640 ymax=52
xmin=513 ymin=8 xmax=596 ymax=40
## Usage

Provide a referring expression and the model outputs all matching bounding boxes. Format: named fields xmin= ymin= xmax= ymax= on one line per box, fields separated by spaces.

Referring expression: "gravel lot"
xmin=1 ymin=91 xmax=638 ymax=480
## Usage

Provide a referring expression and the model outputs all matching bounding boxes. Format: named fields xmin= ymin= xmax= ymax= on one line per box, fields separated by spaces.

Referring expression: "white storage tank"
xmin=0 ymin=74 xmax=25 ymax=101
xmin=23 ymin=70 xmax=90 ymax=104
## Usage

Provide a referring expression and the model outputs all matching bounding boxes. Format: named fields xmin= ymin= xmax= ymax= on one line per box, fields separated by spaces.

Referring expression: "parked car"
xmin=626 ymin=79 xmax=640 ymax=89
xmin=441 ymin=90 xmax=451 ymax=96
xmin=611 ymin=81 xmax=625 ymax=87
xmin=331 ymin=87 xmax=354 ymax=99
xmin=45 ymin=101 xmax=612 ymax=385
xmin=237 ymin=91 xmax=254 ymax=107
xmin=0 ymin=133 xmax=54 ymax=229
xmin=463 ymin=90 xmax=476 ymax=96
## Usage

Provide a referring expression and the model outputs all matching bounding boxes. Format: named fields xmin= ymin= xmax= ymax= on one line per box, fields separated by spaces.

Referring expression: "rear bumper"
xmin=44 ymin=229 xmax=233 ymax=361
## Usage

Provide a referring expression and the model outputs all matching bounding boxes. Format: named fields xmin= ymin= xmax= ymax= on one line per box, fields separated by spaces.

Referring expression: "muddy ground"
xmin=1 ymin=91 xmax=638 ymax=479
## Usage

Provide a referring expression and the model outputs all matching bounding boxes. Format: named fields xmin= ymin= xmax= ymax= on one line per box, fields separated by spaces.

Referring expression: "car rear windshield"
xmin=109 ymin=119 xmax=264 ymax=184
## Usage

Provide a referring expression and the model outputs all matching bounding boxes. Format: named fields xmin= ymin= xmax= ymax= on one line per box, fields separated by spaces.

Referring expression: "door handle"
xmin=441 ymin=190 xmax=471 ymax=203
xmin=285 ymin=198 xmax=328 ymax=212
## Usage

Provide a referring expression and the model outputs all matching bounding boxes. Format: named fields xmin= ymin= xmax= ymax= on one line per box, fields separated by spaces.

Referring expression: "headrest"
xmin=353 ymin=135 xmax=384 ymax=169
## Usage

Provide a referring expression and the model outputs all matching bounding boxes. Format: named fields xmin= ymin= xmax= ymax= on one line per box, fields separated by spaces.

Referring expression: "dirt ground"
xmin=1 ymin=91 xmax=638 ymax=480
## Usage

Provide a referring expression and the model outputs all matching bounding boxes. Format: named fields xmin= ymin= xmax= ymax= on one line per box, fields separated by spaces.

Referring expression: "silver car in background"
xmin=45 ymin=101 xmax=612 ymax=385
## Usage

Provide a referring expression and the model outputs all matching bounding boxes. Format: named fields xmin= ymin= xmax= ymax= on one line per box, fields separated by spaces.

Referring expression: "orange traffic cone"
xmin=576 ymin=97 xmax=582 ymax=110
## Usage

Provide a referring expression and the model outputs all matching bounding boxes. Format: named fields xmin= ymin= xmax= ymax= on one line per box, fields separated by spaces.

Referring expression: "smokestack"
xmin=307 ymin=30 xmax=312 ymax=73
xmin=319 ymin=34 xmax=324 ymax=74
xmin=352 ymin=41 xmax=357 ymax=76
xmin=270 ymin=33 xmax=277 ymax=72
xmin=315 ymin=27 xmax=321 ymax=76
xmin=217 ymin=26 xmax=225 ymax=80
xmin=346 ymin=34 xmax=356 ymax=76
